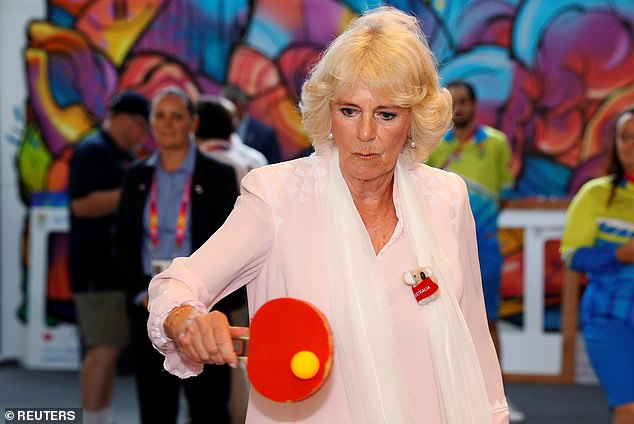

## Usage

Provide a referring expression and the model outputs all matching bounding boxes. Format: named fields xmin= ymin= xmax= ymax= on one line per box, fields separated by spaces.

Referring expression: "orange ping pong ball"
xmin=290 ymin=350 xmax=320 ymax=380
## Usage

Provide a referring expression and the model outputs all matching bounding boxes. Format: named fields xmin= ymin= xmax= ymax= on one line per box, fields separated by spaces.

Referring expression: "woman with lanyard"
xmin=114 ymin=86 xmax=241 ymax=424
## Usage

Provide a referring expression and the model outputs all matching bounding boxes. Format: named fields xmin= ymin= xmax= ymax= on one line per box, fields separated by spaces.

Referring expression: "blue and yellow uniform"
xmin=561 ymin=175 xmax=634 ymax=407
xmin=427 ymin=125 xmax=513 ymax=319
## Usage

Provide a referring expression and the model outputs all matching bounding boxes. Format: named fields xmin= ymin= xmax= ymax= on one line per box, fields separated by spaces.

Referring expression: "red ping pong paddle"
xmin=232 ymin=298 xmax=333 ymax=403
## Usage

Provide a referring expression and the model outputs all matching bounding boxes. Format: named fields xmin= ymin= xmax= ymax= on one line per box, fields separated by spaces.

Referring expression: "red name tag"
xmin=411 ymin=277 xmax=439 ymax=304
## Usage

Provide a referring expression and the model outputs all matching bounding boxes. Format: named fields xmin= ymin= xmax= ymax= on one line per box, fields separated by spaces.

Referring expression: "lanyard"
xmin=440 ymin=140 xmax=469 ymax=170
xmin=149 ymin=173 xmax=192 ymax=248
xmin=440 ymin=128 xmax=481 ymax=170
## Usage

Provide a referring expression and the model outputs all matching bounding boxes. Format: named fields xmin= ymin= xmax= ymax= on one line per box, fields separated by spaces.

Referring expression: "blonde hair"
xmin=300 ymin=6 xmax=452 ymax=165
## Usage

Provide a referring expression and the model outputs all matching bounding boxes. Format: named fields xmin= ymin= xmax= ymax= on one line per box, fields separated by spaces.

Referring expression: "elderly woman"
xmin=148 ymin=7 xmax=509 ymax=423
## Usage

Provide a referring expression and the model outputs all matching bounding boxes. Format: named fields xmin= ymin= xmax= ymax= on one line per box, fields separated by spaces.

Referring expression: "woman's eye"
xmin=377 ymin=111 xmax=396 ymax=120
xmin=340 ymin=107 xmax=357 ymax=117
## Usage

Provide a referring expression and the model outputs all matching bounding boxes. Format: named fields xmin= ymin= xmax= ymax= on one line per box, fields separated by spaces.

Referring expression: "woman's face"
xmin=150 ymin=94 xmax=197 ymax=150
xmin=330 ymin=83 xmax=411 ymax=185
xmin=616 ymin=113 xmax=634 ymax=174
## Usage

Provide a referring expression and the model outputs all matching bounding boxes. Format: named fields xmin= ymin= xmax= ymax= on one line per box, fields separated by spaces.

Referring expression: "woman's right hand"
xmin=616 ymin=238 xmax=634 ymax=264
xmin=164 ymin=305 xmax=248 ymax=368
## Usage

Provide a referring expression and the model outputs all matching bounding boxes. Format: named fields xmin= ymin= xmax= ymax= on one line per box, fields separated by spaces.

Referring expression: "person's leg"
xmin=129 ymin=305 xmax=180 ymax=424
xmin=480 ymin=247 xmax=526 ymax=421
xmin=81 ymin=345 xmax=121 ymax=410
xmin=75 ymin=291 xmax=130 ymax=423
xmin=135 ymin=345 xmax=181 ymax=423
xmin=584 ymin=320 xmax=634 ymax=424
xmin=184 ymin=364 xmax=231 ymax=424
xmin=480 ymin=249 xmax=502 ymax=359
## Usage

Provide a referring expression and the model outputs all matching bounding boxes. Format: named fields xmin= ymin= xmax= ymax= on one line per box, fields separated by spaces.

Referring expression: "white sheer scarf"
xmin=324 ymin=149 xmax=491 ymax=423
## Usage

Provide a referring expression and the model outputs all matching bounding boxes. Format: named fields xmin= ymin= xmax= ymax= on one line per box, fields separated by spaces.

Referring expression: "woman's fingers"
xmin=175 ymin=322 xmax=210 ymax=363
xmin=209 ymin=311 xmax=240 ymax=368
xmin=174 ymin=310 xmax=247 ymax=367
xmin=230 ymin=326 xmax=249 ymax=338
xmin=190 ymin=316 xmax=220 ymax=362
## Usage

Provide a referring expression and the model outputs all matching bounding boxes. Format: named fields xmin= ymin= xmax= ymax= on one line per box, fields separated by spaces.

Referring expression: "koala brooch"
xmin=402 ymin=267 xmax=440 ymax=305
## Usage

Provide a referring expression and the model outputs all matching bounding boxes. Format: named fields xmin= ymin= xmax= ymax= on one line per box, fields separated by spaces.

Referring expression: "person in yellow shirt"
xmin=561 ymin=106 xmax=634 ymax=423
xmin=428 ymin=80 xmax=513 ymax=351
xmin=428 ymin=80 xmax=523 ymax=422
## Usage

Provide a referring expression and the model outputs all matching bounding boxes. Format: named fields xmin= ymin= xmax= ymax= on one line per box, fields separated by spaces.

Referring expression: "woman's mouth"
xmin=355 ymin=153 xmax=378 ymax=160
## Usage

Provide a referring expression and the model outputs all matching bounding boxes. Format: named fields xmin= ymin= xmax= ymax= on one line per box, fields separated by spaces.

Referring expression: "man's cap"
xmin=108 ymin=91 xmax=150 ymax=122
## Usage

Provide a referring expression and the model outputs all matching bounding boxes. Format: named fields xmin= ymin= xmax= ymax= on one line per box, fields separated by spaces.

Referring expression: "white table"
xmin=23 ymin=206 xmax=79 ymax=370
xmin=498 ymin=207 xmax=568 ymax=380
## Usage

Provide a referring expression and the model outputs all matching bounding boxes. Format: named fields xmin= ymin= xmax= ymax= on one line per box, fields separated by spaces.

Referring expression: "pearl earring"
xmin=408 ymin=138 xmax=416 ymax=149
xmin=327 ymin=132 xmax=334 ymax=140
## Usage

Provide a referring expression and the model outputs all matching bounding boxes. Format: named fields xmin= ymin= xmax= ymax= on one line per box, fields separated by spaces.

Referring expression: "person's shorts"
xmin=74 ymin=290 xmax=129 ymax=349
xmin=584 ymin=319 xmax=634 ymax=407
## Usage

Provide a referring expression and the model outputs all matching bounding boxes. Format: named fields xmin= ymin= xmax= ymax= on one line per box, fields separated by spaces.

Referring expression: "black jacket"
xmin=114 ymin=150 xmax=243 ymax=313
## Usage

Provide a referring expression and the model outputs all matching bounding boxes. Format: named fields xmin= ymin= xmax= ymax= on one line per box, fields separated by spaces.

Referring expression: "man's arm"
xmin=70 ymin=189 xmax=121 ymax=218
xmin=69 ymin=141 xmax=122 ymax=218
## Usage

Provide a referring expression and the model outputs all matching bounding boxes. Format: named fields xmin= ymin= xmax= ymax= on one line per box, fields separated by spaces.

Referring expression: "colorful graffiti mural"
xmin=16 ymin=0 xmax=634 ymax=323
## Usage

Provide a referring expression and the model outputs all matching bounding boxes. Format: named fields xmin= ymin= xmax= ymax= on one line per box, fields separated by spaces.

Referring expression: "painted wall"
xmin=2 ymin=0 xmax=634 ymax=359
xmin=1 ymin=0 xmax=44 ymax=359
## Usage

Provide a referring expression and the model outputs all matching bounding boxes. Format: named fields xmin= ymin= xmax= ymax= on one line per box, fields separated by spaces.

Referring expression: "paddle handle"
xmin=232 ymin=334 xmax=249 ymax=358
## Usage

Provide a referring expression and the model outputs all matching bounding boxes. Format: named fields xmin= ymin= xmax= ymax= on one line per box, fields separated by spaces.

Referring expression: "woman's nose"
xmin=357 ymin=115 xmax=376 ymax=142
xmin=161 ymin=117 xmax=175 ymax=128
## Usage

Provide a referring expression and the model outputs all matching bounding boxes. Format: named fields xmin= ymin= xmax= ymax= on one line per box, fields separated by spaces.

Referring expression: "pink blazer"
xmin=148 ymin=153 xmax=509 ymax=423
